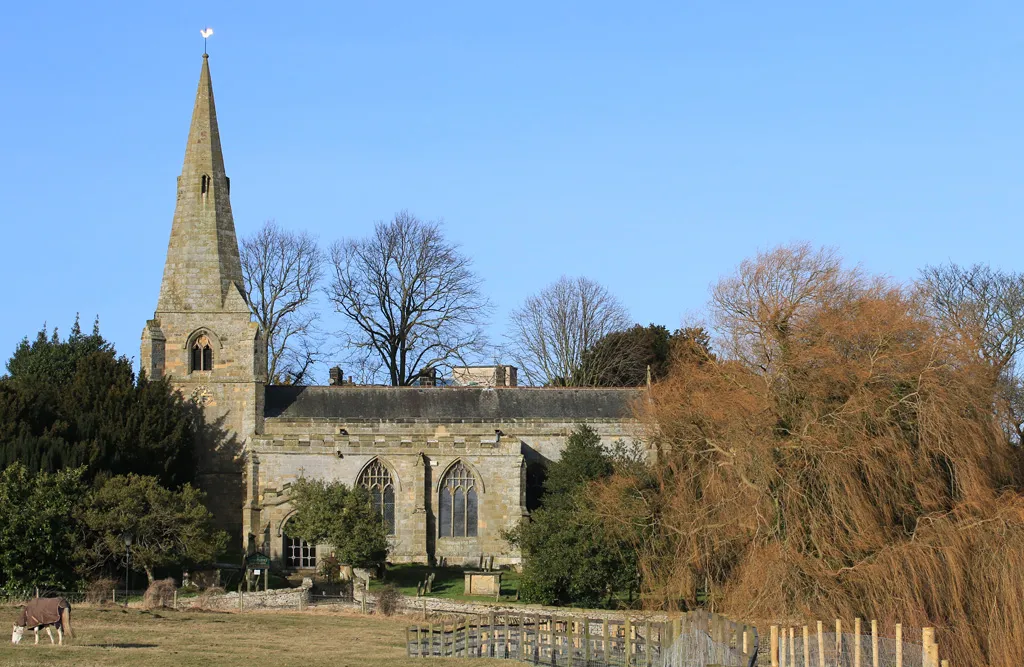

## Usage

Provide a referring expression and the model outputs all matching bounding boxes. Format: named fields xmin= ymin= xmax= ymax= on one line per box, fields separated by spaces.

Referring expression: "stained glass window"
xmin=358 ymin=459 xmax=395 ymax=536
xmin=438 ymin=461 xmax=477 ymax=538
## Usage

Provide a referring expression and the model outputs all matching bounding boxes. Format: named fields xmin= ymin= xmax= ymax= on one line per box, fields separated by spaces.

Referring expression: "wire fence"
xmin=0 ymin=589 xmax=150 ymax=606
xmin=658 ymin=623 xmax=755 ymax=667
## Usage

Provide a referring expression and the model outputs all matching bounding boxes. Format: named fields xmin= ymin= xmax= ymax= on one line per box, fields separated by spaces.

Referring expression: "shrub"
xmin=85 ymin=577 xmax=118 ymax=604
xmin=192 ymin=586 xmax=226 ymax=610
xmin=143 ymin=578 xmax=176 ymax=609
xmin=375 ymin=585 xmax=402 ymax=617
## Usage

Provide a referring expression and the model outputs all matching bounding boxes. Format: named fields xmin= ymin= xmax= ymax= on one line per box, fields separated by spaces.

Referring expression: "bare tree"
xmin=506 ymin=276 xmax=630 ymax=386
xmin=710 ymin=243 xmax=861 ymax=382
xmin=919 ymin=263 xmax=1024 ymax=375
xmin=241 ymin=220 xmax=325 ymax=384
xmin=326 ymin=211 xmax=491 ymax=386
xmin=919 ymin=262 xmax=1024 ymax=443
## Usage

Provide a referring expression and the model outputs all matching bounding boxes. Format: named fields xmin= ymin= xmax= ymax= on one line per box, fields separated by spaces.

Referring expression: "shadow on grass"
xmin=86 ymin=643 xmax=160 ymax=649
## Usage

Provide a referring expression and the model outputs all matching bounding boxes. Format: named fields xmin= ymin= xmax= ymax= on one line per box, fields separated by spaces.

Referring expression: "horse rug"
xmin=17 ymin=598 xmax=67 ymax=629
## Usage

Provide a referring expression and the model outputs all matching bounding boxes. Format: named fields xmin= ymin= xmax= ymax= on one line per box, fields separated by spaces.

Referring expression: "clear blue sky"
xmin=2 ymin=2 xmax=1022 ymax=378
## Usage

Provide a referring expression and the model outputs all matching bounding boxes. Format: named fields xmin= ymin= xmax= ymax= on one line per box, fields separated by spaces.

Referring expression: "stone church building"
xmin=141 ymin=54 xmax=640 ymax=570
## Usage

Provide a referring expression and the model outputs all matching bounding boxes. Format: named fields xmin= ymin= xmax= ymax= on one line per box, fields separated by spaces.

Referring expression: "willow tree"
xmin=592 ymin=243 xmax=1024 ymax=667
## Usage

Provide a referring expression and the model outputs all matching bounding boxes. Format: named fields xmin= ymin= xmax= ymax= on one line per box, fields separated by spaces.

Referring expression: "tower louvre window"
xmin=191 ymin=334 xmax=214 ymax=372
xmin=201 ymin=174 xmax=210 ymax=195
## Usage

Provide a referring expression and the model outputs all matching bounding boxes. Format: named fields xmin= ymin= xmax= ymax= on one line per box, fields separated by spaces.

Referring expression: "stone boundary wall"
xmin=188 ymin=585 xmax=310 ymax=611
xmin=320 ymin=589 xmax=671 ymax=624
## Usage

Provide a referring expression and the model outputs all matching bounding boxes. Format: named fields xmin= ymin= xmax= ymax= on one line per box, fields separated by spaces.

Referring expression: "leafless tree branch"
xmin=505 ymin=276 xmax=630 ymax=386
xmin=326 ymin=211 xmax=492 ymax=386
xmin=241 ymin=220 xmax=326 ymax=385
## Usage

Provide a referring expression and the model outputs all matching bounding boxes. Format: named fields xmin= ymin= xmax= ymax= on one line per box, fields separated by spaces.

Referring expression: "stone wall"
xmin=187 ymin=585 xmax=310 ymax=611
xmin=246 ymin=415 xmax=641 ymax=566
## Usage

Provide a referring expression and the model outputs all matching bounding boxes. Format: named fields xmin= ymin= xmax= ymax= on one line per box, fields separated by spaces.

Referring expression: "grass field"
xmin=0 ymin=604 xmax=506 ymax=667
xmin=373 ymin=565 xmax=522 ymax=602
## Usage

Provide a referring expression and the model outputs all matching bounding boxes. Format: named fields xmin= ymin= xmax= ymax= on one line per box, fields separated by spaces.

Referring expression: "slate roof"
xmin=264 ymin=386 xmax=642 ymax=421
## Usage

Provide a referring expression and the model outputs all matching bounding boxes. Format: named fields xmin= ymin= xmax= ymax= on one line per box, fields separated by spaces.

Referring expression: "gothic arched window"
xmin=358 ymin=459 xmax=395 ymax=536
xmin=201 ymin=174 xmax=210 ymax=195
xmin=438 ymin=461 xmax=478 ymax=538
xmin=191 ymin=335 xmax=213 ymax=372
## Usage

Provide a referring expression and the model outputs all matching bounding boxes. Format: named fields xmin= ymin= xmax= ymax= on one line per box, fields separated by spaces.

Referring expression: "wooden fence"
xmin=407 ymin=609 xmax=758 ymax=667
xmin=768 ymin=619 xmax=946 ymax=667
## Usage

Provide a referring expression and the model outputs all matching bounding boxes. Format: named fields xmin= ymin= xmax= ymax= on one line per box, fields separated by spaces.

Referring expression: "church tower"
xmin=141 ymin=54 xmax=264 ymax=536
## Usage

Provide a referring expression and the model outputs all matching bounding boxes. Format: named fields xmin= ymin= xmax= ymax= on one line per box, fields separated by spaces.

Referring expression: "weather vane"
xmin=201 ymin=27 xmax=214 ymax=54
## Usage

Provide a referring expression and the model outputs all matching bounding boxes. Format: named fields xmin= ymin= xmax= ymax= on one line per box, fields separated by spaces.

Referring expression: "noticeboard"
xmin=246 ymin=553 xmax=271 ymax=570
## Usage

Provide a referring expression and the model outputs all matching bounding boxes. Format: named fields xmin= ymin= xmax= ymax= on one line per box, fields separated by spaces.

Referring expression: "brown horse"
xmin=11 ymin=597 xmax=73 ymax=645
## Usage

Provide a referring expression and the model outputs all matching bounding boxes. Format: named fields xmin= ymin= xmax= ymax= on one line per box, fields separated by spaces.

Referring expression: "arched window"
xmin=191 ymin=334 xmax=213 ymax=372
xmin=284 ymin=532 xmax=316 ymax=568
xmin=358 ymin=459 xmax=395 ymax=536
xmin=438 ymin=461 xmax=477 ymax=538
xmin=201 ymin=174 xmax=210 ymax=195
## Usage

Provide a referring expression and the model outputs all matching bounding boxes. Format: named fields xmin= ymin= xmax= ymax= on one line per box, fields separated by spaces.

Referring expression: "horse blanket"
xmin=17 ymin=598 xmax=68 ymax=629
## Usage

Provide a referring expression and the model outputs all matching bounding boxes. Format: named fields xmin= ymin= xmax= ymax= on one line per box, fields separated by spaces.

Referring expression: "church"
xmin=141 ymin=54 xmax=640 ymax=570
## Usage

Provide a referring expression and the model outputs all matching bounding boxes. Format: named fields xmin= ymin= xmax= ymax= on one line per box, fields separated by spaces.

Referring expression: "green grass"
xmin=0 ymin=604 xmax=505 ymax=667
xmin=373 ymin=564 xmax=522 ymax=602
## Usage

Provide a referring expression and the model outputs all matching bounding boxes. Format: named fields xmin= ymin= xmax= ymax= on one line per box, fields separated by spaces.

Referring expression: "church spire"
xmin=156 ymin=53 xmax=248 ymax=314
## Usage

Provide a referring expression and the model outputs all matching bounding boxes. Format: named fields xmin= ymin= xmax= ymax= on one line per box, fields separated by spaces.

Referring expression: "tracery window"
xmin=191 ymin=334 xmax=213 ymax=372
xmin=358 ymin=459 xmax=395 ymax=536
xmin=438 ymin=461 xmax=478 ymax=538
xmin=284 ymin=533 xmax=316 ymax=568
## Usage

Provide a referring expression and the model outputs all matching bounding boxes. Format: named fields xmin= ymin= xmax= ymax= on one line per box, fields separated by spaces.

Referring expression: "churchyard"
xmin=0 ymin=604 xmax=503 ymax=667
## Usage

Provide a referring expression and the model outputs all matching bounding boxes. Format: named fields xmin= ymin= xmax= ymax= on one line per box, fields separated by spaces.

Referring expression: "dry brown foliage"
xmin=591 ymin=244 xmax=1024 ymax=667
xmin=191 ymin=586 xmax=226 ymax=610
xmin=143 ymin=578 xmax=177 ymax=609
xmin=375 ymin=585 xmax=403 ymax=617
xmin=85 ymin=577 xmax=118 ymax=604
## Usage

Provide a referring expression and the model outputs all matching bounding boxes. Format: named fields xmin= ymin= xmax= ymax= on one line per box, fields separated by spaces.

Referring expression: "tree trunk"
xmin=145 ymin=566 xmax=155 ymax=585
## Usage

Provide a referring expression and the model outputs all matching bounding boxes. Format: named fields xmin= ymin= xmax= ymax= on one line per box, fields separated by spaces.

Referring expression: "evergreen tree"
xmin=76 ymin=474 xmax=227 ymax=584
xmin=0 ymin=319 xmax=199 ymax=488
xmin=507 ymin=425 xmax=638 ymax=607
xmin=286 ymin=478 xmax=389 ymax=571
xmin=0 ymin=463 xmax=85 ymax=590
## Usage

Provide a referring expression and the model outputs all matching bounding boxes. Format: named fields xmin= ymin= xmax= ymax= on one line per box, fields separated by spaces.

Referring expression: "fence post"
xmin=895 ymin=623 xmax=902 ymax=667
xmin=922 ymin=628 xmax=934 ymax=667
xmin=854 ymin=618 xmax=862 ymax=667
xmin=780 ymin=625 xmax=787 ymax=667
xmin=790 ymin=626 xmax=796 ymax=667
xmin=625 ymin=616 xmax=633 ymax=667
xmin=535 ymin=613 xmax=542 ymax=664
xmin=488 ymin=613 xmax=495 ymax=658
xmin=816 ymin=621 xmax=824 ymax=667
xmin=238 ymin=585 xmax=243 ymax=613
xmin=505 ymin=613 xmax=511 ymax=659
xmin=803 ymin=626 xmax=810 ymax=667
xmin=771 ymin=625 xmax=779 ymax=667
xmin=871 ymin=620 xmax=878 ymax=667
xmin=112 ymin=589 xmax=116 ymax=606
xmin=835 ymin=619 xmax=842 ymax=667
xmin=645 ymin=621 xmax=651 ymax=667
xmin=551 ymin=617 xmax=558 ymax=667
